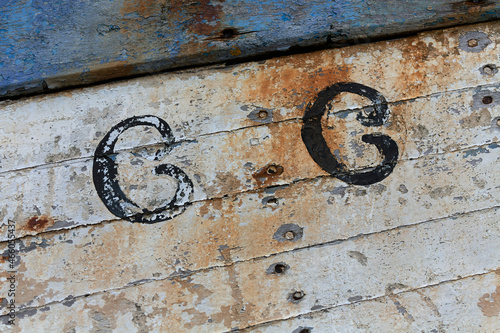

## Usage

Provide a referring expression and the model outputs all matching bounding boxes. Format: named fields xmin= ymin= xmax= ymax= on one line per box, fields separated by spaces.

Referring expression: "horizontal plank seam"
xmin=0 ymin=80 xmax=499 ymax=176
xmin=3 ymin=204 xmax=498 ymax=316
xmin=232 ymin=268 xmax=500 ymax=333
xmin=1 ymin=139 xmax=498 ymax=242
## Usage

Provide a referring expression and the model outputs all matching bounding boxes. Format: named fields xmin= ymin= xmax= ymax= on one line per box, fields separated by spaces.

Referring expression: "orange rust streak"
xmin=120 ymin=0 xmax=159 ymax=18
xmin=23 ymin=215 xmax=55 ymax=233
xmin=252 ymin=164 xmax=284 ymax=187
xmin=478 ymin=285 xmax=500 ymax=317
xmin=240 ymin=52 xmax=352 ymax=110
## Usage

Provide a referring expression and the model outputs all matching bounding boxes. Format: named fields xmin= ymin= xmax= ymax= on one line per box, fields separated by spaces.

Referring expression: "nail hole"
xmin=299 ymin=329 xmax=311 ymax=333
xmin=468 ymin=39 xmax=479 ymax=47
xmin=265 ymin=197 xmax=279 ymax=207
xmin=482 ymin=96 xmax=493 ymax=104
xmin=274 ymin=264 xmax=287 ymax=274
xmin=258 ymin=110 xmax=268 ymax=119
xmin=220 ymin=28 xmax=238 ymax=39
xmin=266 ymin=262 xmax=289 ymax=275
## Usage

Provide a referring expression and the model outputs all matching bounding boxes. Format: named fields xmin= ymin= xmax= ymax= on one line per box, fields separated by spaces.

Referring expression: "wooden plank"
xmin=0 ymin=84 xmax=498 ymax=240
xmin=0 ymin=137 xmax=500 ymax=314
xmin=0 ymin=141 xmax=498 ymax=315
xmin=243 ymin=270 xmax=500 ymax=333
xmin=1 ymin=0 xmax=499 ymax=99
xmin=2 ymin=207 xmax=498 ymax=331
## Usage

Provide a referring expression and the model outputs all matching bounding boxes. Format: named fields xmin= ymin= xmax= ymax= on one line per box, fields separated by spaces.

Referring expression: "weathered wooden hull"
xmin=1 ymin=16 xmax=499 ymax=332
xmin=1 ymin=0 xmax=499 ymax=99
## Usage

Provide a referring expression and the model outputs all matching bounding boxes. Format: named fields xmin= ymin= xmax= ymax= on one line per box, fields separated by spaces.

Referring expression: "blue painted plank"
xmin=0 ymin=0 xmax=499 ymax=99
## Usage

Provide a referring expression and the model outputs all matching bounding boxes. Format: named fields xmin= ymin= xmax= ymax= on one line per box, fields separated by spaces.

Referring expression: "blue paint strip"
xmin=1 ymin=0 xmax=499 ymax=99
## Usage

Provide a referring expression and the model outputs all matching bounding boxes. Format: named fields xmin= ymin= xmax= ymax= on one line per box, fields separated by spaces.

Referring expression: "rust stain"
xmin=239 ymin=51 xmax=352 ymax=111
xmin=252 ymin=164 xmax=284 ymax=186
xmin=478 ymin=285 xmax=500 ymax=317
xmin=0 ymin=255 xmax=8 ymax=263
xmin=165 ymin=0 xmax=223 ymax=37
xmin=205 ymin=172 xmax=243 ymax=199
xmin=23 ymin=215 xmax=55 ymax=233
xmin=121 ymin=0 xmax=160 ymax=18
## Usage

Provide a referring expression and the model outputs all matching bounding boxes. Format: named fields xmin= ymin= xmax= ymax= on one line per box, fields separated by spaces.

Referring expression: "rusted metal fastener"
xmin=468 ymin=39 xmax=479 ymax=47
xmin=266 ymin=165 xmax=278 ymax=175
xmin=292 ymin=291 xmax=305 ymax=301
xmin=482 ymin=65 xmax=495 ymax=75
xmin=482 ymin=96 xmax=493 ymax=105
xmin=258 ymin=110 xmax=269 ymax=119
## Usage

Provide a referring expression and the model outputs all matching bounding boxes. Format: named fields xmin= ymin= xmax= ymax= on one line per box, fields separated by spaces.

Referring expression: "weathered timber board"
xmin=1 ymin=0 xmax=499 ymax=99
xmin=243 ymin=270 xmax=500 ymax=333
xmin=0 ymin=88 xmax=498 ymax=240
xmin=0 ymin=20 xmax=499 ymax=332
xmin=0 ymin=144 xmax=498 ymax=316
xmin=2 ymin=207 xmax=499 ymax=331
xmin=1 ymin=85 xmax=499 ymax=240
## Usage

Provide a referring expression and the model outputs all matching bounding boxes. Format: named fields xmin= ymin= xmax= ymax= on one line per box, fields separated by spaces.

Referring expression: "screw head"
xmin=292 ymin=291 xmax=305 ymax=300
xmin=483 ymin=65 xmax=494 ymax=75
xmin=284 ymin=231 xmax=296 ymax=240
xmin=266 ymin=165 xmax=278 ymax=175
xmin=468 ymin=39 xmax=479 ymax=47
xmin=258 ymin=110 xmax=268 ymax=119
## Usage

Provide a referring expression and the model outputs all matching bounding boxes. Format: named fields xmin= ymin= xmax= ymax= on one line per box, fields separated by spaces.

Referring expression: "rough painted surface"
xmin=0 ymin=21 xmax=499 ymax=332
xmin=1 ymin=0 xmax=500 ymax=99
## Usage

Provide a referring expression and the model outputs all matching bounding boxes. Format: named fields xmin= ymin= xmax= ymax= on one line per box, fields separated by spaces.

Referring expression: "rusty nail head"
xmin=482 ymin=96 xmax=493 ymax=105
xmin=468 ymin=39 xmax=479 ymax=47
xmin=267 ymin=165 xmax=278 ymax=175
xmin=284 ymin=231 xmax=296 ymax=240
xmin=292 ymin=291 xmax=305 ymax=300
xmin=483 ymin=65 xmax=495 ymax=75
xmin=258 ymin=110 xmax=268 ymax=119
xmin=265 ymin=197 xmax=279 ymax=207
